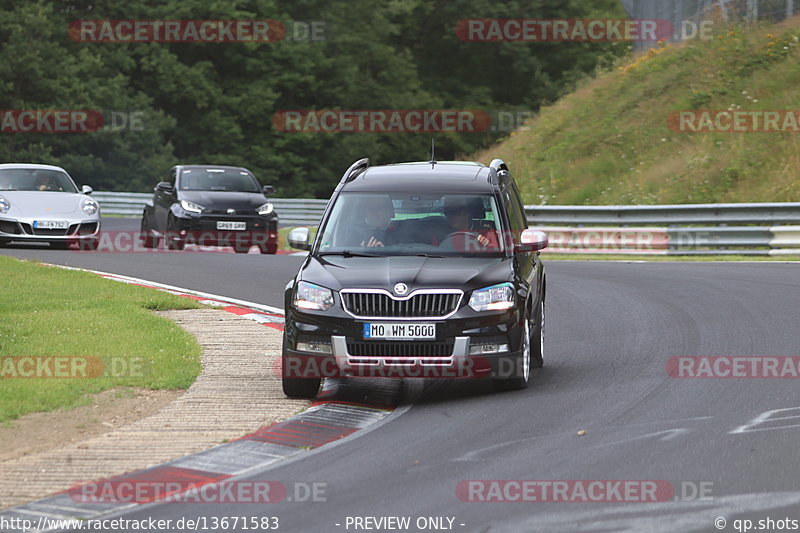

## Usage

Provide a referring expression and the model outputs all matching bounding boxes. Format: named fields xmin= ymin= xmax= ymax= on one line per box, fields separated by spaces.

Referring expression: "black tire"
xmin=77 ymin=238 xmax=98 ymax=251
xmin=258 ymin=243 xmax=278 ymax=254
xmin=0 ymin=239 xmax=9 ymax=247
xmin=140 ymin=215 xmax=159 ymax=248
xmin=493 ymin=311 xmax=532 ymax=391
xmin=282 ymin=376 xmax=321 ymax=398
xmin=165 ymin=217 xmax=185 ymax=251
xmin=531 ymin=298 xmax=544 ymax=369
xmin=166 ymin=237 xmax=185 ymax=251
xmin=281 ymin=352 xmax=321 ymax=398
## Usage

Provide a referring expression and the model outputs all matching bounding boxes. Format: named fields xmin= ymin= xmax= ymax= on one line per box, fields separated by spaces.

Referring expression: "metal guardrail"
xmin=525 ymin=203 xmax=800 ymax=226
xmin=93 ymin=192 xmax=327 ymax=226
xmin=93 ymin=192 xmax=800 ymax=255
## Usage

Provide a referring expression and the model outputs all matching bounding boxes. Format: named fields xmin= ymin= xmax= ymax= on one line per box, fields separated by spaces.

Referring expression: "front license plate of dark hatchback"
xmin=217 ymin=221 xmax=246 ymax=230
xmin=363 ymin=323 xmax=436 ymax=340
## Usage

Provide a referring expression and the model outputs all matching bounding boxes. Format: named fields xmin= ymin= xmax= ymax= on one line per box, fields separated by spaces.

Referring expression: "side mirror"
xmin=516 ymin=229 xmax=548 ymax=252
xmin=156 ymin=181 xmax=174 ymax=193
xmin=287 ymin=227 xmax=311 ymax=251
xmin=262 ymin=185 xmax=276 ymax=196
xmin=81 ymin=185 xmax=93 ymax=195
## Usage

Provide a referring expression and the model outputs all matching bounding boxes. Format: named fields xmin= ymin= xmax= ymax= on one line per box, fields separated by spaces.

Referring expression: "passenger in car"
xmin=435 ymin=196 xmax=499 ymax=250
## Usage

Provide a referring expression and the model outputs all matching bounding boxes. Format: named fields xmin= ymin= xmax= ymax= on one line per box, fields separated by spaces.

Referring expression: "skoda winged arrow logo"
xmin=227 ymin=208 xmax=236 ymax=214
xmin=393 ymin=283 xmax=408 ymax=296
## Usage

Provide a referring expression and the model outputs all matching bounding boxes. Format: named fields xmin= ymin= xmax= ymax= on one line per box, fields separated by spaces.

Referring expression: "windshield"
xmin=317 ymin=192 xmax=506 ymax=256
xmin=179 ymin=168 xmax=260 ymax=192
xmin=0 ymin=168 xmax=78 ymax=193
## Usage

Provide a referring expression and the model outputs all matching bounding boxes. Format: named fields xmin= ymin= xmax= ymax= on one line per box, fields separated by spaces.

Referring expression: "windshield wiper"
xmin=319 ymin=250 xmax=383 ymax=258
xmin=414 ymin=253 xmax=447 ymax=258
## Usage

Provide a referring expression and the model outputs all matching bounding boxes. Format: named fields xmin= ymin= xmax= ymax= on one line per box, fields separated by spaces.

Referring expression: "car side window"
xmin=509 ymin=182 xmax=528 ymax=230
xmin=168 ymin=169 xmax=177 ymax=187
xmin=504 ymin=189 xmax=525 ymax=238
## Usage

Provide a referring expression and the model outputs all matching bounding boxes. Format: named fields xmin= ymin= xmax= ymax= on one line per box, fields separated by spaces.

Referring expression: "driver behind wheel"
xmin=434 ymin=196 xmax=499 ymax=250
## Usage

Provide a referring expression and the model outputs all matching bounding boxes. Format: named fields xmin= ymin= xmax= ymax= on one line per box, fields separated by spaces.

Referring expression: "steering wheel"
xmin=438 ymin=231 xmax=483 ymax=248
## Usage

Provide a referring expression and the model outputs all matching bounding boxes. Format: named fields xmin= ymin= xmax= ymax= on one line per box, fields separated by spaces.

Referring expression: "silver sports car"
xmin=0 ymin=163 xmax=100 ymax=249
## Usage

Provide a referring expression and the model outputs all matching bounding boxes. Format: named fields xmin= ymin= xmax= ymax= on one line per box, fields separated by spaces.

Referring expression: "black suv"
xmin=282 ymin=158 xmax=548 ymax=398
xmin=140 ymin=165 xmax=278 ymax=253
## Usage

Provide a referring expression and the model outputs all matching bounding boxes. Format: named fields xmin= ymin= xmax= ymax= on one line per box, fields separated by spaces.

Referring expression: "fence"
xmin=621 ymin=0 xmax=797 ymax=52
xmin=93 ymin=192 xmax=800 ymax=256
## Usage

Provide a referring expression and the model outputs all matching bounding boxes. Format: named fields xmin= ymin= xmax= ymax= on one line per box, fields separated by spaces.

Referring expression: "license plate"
xmin=363 ymin=323 xmax=435 ymax=340
xmin=217 ymin=221 xmax=246 ymax=231
xmin=33 ymin=220 xmax=69 ymax=229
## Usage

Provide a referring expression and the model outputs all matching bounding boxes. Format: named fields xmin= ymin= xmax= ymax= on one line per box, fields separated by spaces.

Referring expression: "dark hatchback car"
xmin=281 ymin=158 xmax=548 ymax=398
xmin=140 ymin=165 xmax=278 ymax=253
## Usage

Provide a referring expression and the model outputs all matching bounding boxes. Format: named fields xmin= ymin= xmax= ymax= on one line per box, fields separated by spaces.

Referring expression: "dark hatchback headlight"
xmin=180 ymin=199 xmax=205 ymax=214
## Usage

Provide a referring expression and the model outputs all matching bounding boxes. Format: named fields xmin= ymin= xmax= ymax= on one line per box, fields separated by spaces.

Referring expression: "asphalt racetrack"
xmin=4 ymin=218 xmax=800 ymax=532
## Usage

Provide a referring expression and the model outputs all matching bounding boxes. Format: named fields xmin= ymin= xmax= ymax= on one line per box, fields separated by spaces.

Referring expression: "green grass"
xmin=0 ymin=257 xmax=202 ymax=422
xmin=470 ymin=17 xmax=800 ymax=205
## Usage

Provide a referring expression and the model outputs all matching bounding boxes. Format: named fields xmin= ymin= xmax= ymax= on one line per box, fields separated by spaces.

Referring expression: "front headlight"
xmin=256 ymin=202 xmax=274 ymax=215
xmin=81 ymin=198 xmax=98 ymax=215
xmin=469 ymin=283 xmax=515 ymax=312
xmin=180 ymin=200 xmax=205 ymax=214
xmin=0 ymin=196 xmax=9 ymax=213
xmin=293 ymin=281 xmax=334 ymax=311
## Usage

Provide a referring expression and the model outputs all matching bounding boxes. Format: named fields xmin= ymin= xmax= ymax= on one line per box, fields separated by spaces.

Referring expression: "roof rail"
xmin=489 ymin=159 xmax=509 ymax=173
xmin=339 ymin=158 xmax=369 ymax=185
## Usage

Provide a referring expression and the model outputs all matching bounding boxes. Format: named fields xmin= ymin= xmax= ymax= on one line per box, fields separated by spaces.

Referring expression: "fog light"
xmin=469 ymin=343 xmax=509 ymax=355
xmin=297 ymin=341 xmax=333 ymax=354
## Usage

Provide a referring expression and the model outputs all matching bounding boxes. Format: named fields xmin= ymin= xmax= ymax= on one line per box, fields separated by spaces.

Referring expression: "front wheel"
xmin=164 ymin=215 xmax=186 ymax=251
xmin=140 ymin=214 xmax=159 ymax=248
xmin=259 ymin=242 xmax=278 ymax=254
xmin=531 ymin=298 xmax=544 ymax=369
xmin=281 ymin=354 xmax=321 ymax=398
xmin=493 ymin=313 xmax=532 ymax=391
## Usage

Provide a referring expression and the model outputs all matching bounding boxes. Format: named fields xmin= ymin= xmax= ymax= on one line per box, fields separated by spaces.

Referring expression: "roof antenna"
xmin=429 ymin=137 xmax=437 ymax=168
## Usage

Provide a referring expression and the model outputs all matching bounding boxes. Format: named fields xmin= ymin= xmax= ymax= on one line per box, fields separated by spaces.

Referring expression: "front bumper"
xmin=0 ymin=216 xmax=100 ymax=243
xmin=169 ymin=214 xmax=278 ymax=247
xmin=283 ymin=306 xmax=524 ymax=379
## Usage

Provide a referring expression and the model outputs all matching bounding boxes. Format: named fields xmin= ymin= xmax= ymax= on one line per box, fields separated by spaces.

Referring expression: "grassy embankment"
xmin=0 ymin=256 xmax=202 ymax=423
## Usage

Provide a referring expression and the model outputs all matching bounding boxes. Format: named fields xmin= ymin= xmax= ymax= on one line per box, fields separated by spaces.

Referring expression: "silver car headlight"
xmin=469 ymin=282 xmax=515 ymax=312
xmin=293 ymin=281 xmax=334 ymax=311
xmin=81 ymin=198 xmax=99 ymax=215
xmin=0 ymin=195 xmax=9 ymax=214
xmin=256 ymin=202 xmax=274 ymax=215
xmin=180 ymin=199 xmax=205 ymax=213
